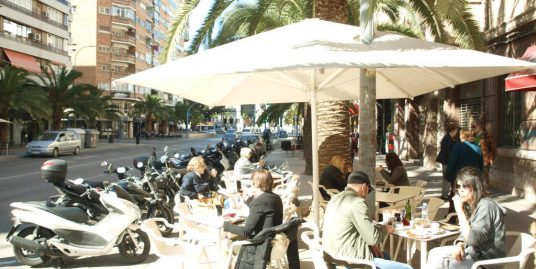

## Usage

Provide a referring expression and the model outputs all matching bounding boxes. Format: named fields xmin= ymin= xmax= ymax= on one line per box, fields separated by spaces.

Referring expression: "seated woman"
xmin=178 ymin=156 xmax=218 ymax=200
xmin=426 ymin=166 xmax=505 ymax=269
xmin=224 ymin=170 xmax=284 ymax=268
xmin=319 ymin=155 xmax=349 ymax=200
xmin=379 ymin=152 xmax=410 ymax=186
xmin=234 ymin=147 xmax=263 ymax=177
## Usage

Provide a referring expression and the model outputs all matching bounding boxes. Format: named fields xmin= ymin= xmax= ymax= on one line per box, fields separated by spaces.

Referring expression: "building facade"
xmin=69 ymin=0 xmax=184 ymax=138
xmin=392 ymin=0 xmax=536 ymax=201
xmin=0 ymin=0 xmax=71 ymax=144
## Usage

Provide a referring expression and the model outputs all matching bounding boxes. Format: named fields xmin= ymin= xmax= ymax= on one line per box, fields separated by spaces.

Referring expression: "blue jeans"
xmin=373 ymin=257 xmax=413 ymax=269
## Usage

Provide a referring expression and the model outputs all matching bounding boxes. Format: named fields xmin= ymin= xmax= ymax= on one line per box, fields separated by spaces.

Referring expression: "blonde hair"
xmin=460 ymin=130 xmax=474 ymax=142
xmin=187 ymin=156 xmax=205 ymax=172
xmin=330 ymin=155 xmax=346 ymax=173
xmin=252 ymin=169 xmax=273 ymax=192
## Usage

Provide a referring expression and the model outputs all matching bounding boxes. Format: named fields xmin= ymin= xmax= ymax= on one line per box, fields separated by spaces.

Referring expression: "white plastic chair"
xmin=471 ymin=232 xmax=535 ymax=269
xmin=410 ymin=179 xmax=428 ymax=188
xmin=301 ymin=230 xmax=377 ymax=268
xmin=140 ymin=218 xmax=211 ymax=268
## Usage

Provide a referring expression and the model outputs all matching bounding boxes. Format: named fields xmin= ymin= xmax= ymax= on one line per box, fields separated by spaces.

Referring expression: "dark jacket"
xmin=319 ymin=165 xmax=347 ymax=200
xmin=436 ymin=134 xmax=458 ymax=165
xmin=379 ymin=166 xmax=410 ymax=186
xmin=178 ymin=170 xmax=218 ymax=199
xmin=224 ymin=191 xmax=284 ymax=269
xmin=445 ymin=141 xmax=483 ymax=182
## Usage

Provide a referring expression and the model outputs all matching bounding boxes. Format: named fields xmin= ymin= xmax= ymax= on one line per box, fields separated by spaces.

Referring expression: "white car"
xmin=26 ymin=130 xmax=82 ymax=157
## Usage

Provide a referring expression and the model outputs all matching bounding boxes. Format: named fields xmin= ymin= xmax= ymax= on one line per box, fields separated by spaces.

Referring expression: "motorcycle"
xmin=7 ymin=159 xmax=150 ymax=267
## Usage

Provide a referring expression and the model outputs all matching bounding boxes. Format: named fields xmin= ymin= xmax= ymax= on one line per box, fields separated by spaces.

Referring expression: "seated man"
xmin=234 ymin=147 xmax=263 ymax=177
xmin=323 ymin=171 xmax=412 ymax=269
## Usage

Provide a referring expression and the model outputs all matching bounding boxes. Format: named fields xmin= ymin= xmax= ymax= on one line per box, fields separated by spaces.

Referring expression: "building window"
xmin=45 ymin=7 xmax=63 ymax=24
xmin=71 ymin=5 xmax=77 ymax=13
xmin=98 ymin=45 xmax=110 ymax=53
xmin=7 ymin=0 xmax=32 ymax=11
xmin=501 ymin=92 xmax=523 ymax=147
xmin=98 ymin=26 xmax=111 ymax=33
xmin=47 ymin=33 xmax=67 ymax=51
xmin=101 ymin=65 xmax=110 ymax=71
xmin=98 ymin=82 xmax=111 ymax=90
xmin=459 ymin=98 xmax=481 ymax=130
xmin=112 ymin=6 xmax=134 ymax=19
xmin=99 ymin=7 xmax=111 ymax=15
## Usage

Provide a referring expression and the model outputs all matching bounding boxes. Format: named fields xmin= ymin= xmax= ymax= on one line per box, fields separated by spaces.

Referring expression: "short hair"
xmin=187 ymin=156 xmax=205 ymax=172
xmin=460 ymin=130 xmax=474 ymax=142
xmin=330 ymin=155 xmax=346 ymax=173
xmin=240 ymin=147 xmax=252 ymax=158
xmin=445 ymin=122 xmax=458 ymax=133
xmin=456 ymin=166 xmax=486 ymax=212
xmin=251 ymin=169 xmax=273 ymax=192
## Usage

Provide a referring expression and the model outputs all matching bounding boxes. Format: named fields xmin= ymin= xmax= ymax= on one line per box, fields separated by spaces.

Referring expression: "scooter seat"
xmin=27 ymin=201 xmax=89 ymax=224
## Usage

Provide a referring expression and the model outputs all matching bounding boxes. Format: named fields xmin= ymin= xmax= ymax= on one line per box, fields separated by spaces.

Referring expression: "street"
xmin=0 ymin=135 xmax=222 ymax=233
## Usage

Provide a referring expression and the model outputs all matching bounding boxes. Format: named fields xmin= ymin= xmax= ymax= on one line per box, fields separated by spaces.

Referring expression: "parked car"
xmin=222 ymin=133 xmax=238 ymax=144
xmin=215 ymin=127 xmax=225 ymax=134
xmin=241 ymin=128 xmax=252 ymax=134
xmin=26 ymin=130 xmax=82 ymax=157
xmin=278 ymin=129 xmax=288 ymax=138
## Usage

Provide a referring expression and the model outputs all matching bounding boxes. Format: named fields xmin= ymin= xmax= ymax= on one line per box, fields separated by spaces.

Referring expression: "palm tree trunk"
xmin=303 ymin=104 xmax=312 ymax=175
xmin=0 ymin=109 xmax=9 ymax=144
xmin=53 ymin=110 xmax=62 ymax=130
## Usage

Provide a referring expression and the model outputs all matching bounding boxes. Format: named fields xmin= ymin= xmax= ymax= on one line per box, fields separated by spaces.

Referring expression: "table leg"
xmin=406 ymin=239 xmax=411 ymax=264
xmin=420 ymin=241 xmax=427 ymax=268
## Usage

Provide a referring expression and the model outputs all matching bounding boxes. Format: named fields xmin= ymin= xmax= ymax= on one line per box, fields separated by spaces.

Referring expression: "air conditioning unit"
xmin=42 ymin=11 xmax=50 ymax=18
xmin=28 ymin=33 xmax=41 ymax=42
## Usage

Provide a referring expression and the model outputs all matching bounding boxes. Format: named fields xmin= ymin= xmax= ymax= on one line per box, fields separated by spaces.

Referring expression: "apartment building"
xmin=0 ymin=0 xmax=70 ymax=72
xmin=69 ymin=0 xmax=184 ymax=138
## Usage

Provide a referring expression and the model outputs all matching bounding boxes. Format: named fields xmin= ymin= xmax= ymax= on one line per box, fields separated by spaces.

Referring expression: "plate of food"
xmin=406 ymin=229 xmax=431 ymax=239
xmin=440 ymin=223 xmax=459 ymax=231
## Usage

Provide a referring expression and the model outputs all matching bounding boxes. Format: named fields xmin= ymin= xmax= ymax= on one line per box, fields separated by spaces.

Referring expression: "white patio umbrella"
xmin=116 ymin=19 xmax=536 ymax=225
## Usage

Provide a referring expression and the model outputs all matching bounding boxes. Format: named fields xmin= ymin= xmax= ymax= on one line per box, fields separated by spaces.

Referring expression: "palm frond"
xmin=160 ymin=0 xmax=201 ymax=63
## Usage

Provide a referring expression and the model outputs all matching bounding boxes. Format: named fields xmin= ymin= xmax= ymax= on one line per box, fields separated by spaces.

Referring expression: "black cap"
xmin=347 ymin=171 xmax=374 ymax=192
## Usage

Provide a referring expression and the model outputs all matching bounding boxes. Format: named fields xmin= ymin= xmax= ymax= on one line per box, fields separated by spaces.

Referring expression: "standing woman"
xmin=426 ymin=166 xmax=505 ymax=269
xmin=436 ymin=122 xmax=459 ymax=200
xmin=379 ymin=152 xmax=410 ymax=186
xmin=224 ymin=169 xmax=283 ymax=269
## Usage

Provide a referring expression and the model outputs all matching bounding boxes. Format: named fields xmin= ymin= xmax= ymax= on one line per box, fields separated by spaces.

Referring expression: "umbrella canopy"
xmin=116 ymin=18 xmax=536 ymax=224
xmin=505 ymin=45 xmax=536 ymax=92
xmin=0 ymin=119 xmax=12 ymax=124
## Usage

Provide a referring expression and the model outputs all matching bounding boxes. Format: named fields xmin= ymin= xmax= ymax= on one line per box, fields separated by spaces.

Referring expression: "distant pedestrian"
xmin=471 ymin=120 xmax=496 ymax=191
xmin=436 ymin=122 xmax=459 ymax=200
xmin=20 ymin=129 xmax=27 ymax=145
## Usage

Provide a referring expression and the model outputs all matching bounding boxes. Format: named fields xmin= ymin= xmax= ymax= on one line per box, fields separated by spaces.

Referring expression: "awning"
xmin=505 ymin=46 xmax=536 ymax=92
xmin=3 ymin=49 xmax=41 ymax=73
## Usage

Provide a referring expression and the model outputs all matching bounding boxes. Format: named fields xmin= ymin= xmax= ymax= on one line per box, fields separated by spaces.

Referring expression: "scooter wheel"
xmin=12 ymin=226 xmax=53 ymax=266
xmin=118 ymin=228 xmax=150 ymax=264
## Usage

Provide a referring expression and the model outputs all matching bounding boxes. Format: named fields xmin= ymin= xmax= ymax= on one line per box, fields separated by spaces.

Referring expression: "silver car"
xmin=26 ymin=130 xmax=82 ymax=157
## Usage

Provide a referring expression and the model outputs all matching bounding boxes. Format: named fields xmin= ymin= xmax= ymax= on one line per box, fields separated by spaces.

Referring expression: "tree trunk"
xmin=52 ymin=110 xmax=62 ymax=130
xmin=406 ymin=99 xmax=420 ymax=159
xmin=303 ymin=103 xmax=313 ymax=175
xmin=423 ymin=94 xmax=438 ymax=169
xmin=0 ymin=108 xmax=9 ymax=144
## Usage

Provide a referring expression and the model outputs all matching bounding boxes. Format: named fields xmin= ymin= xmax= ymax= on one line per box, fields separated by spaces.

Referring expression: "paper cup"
xmin=431 ymin=222 xmax=440 ymax=234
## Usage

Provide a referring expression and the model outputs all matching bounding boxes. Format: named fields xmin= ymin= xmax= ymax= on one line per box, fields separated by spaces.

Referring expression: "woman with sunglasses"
xmin=426 ymin=166 xmax=506 ymax=269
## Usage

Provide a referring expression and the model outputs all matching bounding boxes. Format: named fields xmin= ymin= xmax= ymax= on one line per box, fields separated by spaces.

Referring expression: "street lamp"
xmin=72 ymin=45 xmax=96 ymax=128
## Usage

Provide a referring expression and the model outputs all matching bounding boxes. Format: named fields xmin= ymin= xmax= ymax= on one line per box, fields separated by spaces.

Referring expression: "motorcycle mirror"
xmin=116 ymin=167 xmax=126 ymax=173
xmin=201 ymin=149 xmax=206 ymax=154
xmin=175 ymin=173 xmax=182 ymax=179
xmin=173 ymin=153 xmax=180 ymax=159
xmin=164 ymin=145 xmax=168 ymax=152
xmin=136 ymin=161 xmax=144 ymax=168
xmin=100 ymin=161 xmax=109 ymax=167
xmin=223 ymin=141 xmax=228 ymax=147
xmin=160 ymin=155 xmax=168 ymax=163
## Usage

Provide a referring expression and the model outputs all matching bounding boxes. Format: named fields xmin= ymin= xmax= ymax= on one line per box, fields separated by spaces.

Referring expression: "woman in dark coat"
xmin=319 ymin=155 xmax=349 ymax=200
xmin=224 ymin=169 xmax=283 ymax=269
xmin=436 ymin=123 xmax=459 ymax=200
xmin=379 ymin=152 xmax=410 ymax=186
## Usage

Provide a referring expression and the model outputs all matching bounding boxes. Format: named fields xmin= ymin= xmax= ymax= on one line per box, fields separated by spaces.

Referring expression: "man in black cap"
xmin=323 ymin=171 xmax=412 ymax=269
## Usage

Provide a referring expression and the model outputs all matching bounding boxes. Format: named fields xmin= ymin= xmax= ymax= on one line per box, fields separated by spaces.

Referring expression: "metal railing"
xmin=111 ymin=16 xmax=135 ymax=27
xmin=0 ymin=0 xmax=69 ymax=30
xmin=0 ymin=32 xmax=69 ymax=56
xmin=111 ymin=35 xmax=136 ymax=45
xmin=111 ymin=53 xmax=136 ymax=64
xmin=111 ymin=0 xmax=136 ymax=9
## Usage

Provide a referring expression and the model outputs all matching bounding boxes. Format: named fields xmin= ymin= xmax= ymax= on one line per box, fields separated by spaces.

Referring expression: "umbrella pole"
xmin=310 ymin=88 xmax=320 ymax=226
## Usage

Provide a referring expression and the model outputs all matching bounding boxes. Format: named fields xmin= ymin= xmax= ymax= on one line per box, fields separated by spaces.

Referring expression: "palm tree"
xmin=78 ymin=89 xmax=122 ymax=129
xmin=37 ymin=66 xmax=98 ymax=130
xmin=0 ymin=65 xmax=50 ymax=144
xmin=133 ymin=94 xmax=166 ymax=133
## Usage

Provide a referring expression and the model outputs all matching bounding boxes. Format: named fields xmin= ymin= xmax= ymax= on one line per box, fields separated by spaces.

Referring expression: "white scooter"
xmin=6 ymin=159 xmax=151 ymax=267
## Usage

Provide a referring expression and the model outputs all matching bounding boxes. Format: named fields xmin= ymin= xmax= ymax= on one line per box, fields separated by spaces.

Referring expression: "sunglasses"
xmin=455 ymin=183 xmax=471 ymax=190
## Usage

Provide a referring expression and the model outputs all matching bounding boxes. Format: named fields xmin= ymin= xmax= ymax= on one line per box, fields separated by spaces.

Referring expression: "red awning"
xmin=505 ymin=46 xmax=536 ymax=92
xmin=3 ymin=49 xmax=41 ymax=73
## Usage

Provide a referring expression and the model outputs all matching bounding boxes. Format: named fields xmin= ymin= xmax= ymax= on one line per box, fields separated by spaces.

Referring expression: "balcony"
xmin=112 ymin=0 xmax=136 ymax=10
xmin=111 ymin=68 xmax=135 ymax=79
xmin=111 ymin=53 xmax=136 ymax=64
xmin=111 ymin=34 xmax=136 ymax=46
xmin=0 ymin=0 xmax=68 ymax=30
xmin=111 ymin=16 xmax=135 ymax=27
xmin=0 ymin=32 xmax=68 ymax=56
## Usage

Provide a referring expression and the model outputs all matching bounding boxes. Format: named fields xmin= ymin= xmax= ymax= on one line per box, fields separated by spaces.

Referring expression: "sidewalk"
xmin=0 ymin=144 xmax=534 ymax=268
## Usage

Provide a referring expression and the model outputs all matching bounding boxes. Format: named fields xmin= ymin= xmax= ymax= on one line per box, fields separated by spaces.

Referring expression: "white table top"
xmin=392 ymin=223 xmax=460 ymax=242
xmin=376 ymin=192 xmax=416 ymax=204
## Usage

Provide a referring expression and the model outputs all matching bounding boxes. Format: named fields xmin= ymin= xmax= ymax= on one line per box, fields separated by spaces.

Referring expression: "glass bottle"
xmin=403 ymin=199 xmax=412 ymax=226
